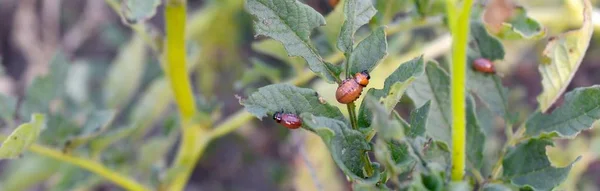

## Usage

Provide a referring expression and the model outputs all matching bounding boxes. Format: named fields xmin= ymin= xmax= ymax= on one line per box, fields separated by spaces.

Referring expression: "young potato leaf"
xmin=494 ymin=6 xmax=545 ymax=40
xmin=301 ymin=114 xmax=379 ymax=183
xmin=337 ymin=0 xmax=377 ymax=53
xmin=122 ymin=0 xmax=161 ymax=24
xmin=241 ymin=84 xmax=346 ymax=125
xmin=0 ymin=114 xmax=45 ymax=159
xmin=349 ymin=27 xmax=388 ymax=75
xmin=407 ymin=101 xmax=431 ymax=138
xmin=406 ymin=61 xmax=451 ymax=143
xmin=470 ymin=22 xmax=505 ymax=61
xmin=466 ymin=61 xmax=509 ymax=118
xmin=466 ymin=96 xmax=485 ymax=170
xmin=245 ymin=0 xmax=339 ymax=83
xmin=103 ymin=35 xmax=146 ymax=109
xmin=19 ymin=52 xmax=69 ymax=118
xmin=358 ymin=56 xmax=425 ymax=128
xmin=467 ymin=21 xmax=509 ymax=118
xmin=526 ymin=85 xmax=600 ymax=138
xmin=364 ymin=97 xmax=403 ymax=140
xmin=537 ymin=0 xmax=593 ymax=113
xmin=502 ymin=138 xmax=579 ymax=190
xmin=0 ymin=93 xmax=17 ymax=125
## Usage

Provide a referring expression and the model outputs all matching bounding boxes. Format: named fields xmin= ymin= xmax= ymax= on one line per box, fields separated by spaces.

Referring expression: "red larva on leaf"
xmin=273 ymin=111 xmax=302 ymax=129
xmin=472 ymin=58 xmax=496 ymax=74
xmin=336 ymin=70 xmax=370 ymax=104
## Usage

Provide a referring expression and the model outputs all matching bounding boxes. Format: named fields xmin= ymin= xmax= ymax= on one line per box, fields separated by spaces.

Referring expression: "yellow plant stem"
xmin=446 ymin=0 xmax=473 ymax=181
xmin=163 ymin=0 xmax=206 ymax=190
xmin=29 ymin=144 xmax=150 ymax=191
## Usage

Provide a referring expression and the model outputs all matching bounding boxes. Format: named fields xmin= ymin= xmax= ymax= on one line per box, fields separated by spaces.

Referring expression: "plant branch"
xmin=447 ymin=0 xmax=474 ymax=181
xmin=0 ymin=134 xmax=149 ymax=191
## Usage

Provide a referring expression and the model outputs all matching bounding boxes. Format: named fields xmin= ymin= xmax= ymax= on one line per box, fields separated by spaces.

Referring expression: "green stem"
xmin=347 ymin=103 xmax=359 ymax=130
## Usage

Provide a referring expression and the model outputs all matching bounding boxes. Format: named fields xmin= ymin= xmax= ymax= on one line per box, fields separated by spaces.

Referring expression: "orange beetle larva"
xmin=473 ymin=58 xmax=496 ymax=74
xmin=336 ymin=70 xmax=370 ymax=104
xmin=273 ymin=111 xmax=302 ymax=129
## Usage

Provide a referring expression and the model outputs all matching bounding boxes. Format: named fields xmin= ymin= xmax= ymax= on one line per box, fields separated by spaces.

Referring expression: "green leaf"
xmin=63 ymin=110 xmax=116 ymax=154
xmin=337 ymin=0 xmax=377 ymax=53
xmin=0 ymin=94 xmax=17 ymax=125
xmin=482 ymin=183 xmax=513 ymax=191
xmin=406 ymin=61 xmax=451 ymax=142
xmin=122 ymin=0 xmax=161 ymax=23
xmin=358 ymin=56 xmax=425 ymax=128
xmin=502 ymin=138 xmax=579 ymax=190
xmin=466 ymin=59 xmax=508 ymax=118
xmin=245 ymin=0 xmax=338 ymax=82
xmin=466 ymin=96 xmax=485 ymax=169
xmin=0 ymin=114 xmax=45 ymax=159
xmin=103 ymin=35 xmax=146 ymax=109
xmin=525 ymin=86 xmax=600 ymax=138
xmin=301 ymin=114 xmax=379 ymax=182
xmin=241 ymin=83 xmax=346 ymax=125
xmin=407 ymin=101 xmax=431 ymax=138
xmin=19 ymin=52 xmax=69 ymax=118
xmin=494 ymin=6 xmax=545 ymax=40
xmin=349 ymin=27 xmax=388 ymax=75
xmin=537 ymin=0 xmax=593 ymax=113
xmin=470 ymin=22 xmax=505 ymax=61
xmin=364 ymin=97 xmax=403 ymax=140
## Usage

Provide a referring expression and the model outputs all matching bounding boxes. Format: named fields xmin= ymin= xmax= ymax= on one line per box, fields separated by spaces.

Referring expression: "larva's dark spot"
xmin=13 ymin=136 xmax=17 ymax=140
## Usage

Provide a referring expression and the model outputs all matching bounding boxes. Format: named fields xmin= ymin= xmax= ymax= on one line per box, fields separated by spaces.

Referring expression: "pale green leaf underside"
xmin=241 ymin=83 xmax=346 ymax=124
xmin=526 ymin=86 xmax=600 ymax=137
xmin=0 ymin=114 xmax=46 ymax=159
xmin=301 ymin=114 xmax=379 ymax=182
xmin=349 ymin=27 xmax=388 ymax=74
xmin=123 ymin=0 xmax=161 ymax=23
xmin=406 ymin=61 xmax=451 ymax=143
xmin=337 ymin=0 xmax=377 ymax=53
xmin=246 ymin=0 xmax=338 ymax=82
xmin=503 ymin=138 xmax=579 ymax=190
xmin=537 ymin=0 xmax=593 ymax=113
xmin=104 ymin=35 xmax=146 ymax=109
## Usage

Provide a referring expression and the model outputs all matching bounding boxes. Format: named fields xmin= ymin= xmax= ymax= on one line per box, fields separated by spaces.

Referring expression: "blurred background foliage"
xmin=0 ymin=0 xmax=599 ymax=190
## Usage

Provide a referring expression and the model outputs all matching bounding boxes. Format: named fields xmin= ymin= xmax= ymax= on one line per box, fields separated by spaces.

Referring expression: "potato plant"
xmin=0 ymin=0 xmax=597 ymax=190
xmin=241 ymin=0 xmax=597 ymax=190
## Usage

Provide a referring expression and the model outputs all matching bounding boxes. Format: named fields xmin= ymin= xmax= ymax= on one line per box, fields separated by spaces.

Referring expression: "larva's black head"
xmin=273 ymin=111 xmax=283 ymax=122
xmin=361 ymin=70 xmax=370 ymax=80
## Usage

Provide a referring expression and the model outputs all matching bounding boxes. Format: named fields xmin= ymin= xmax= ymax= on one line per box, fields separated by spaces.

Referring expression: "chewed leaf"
xmin=0 ymin=114 xmax=46 ymax=159
xmin=337 ymin=0 xmax=377 ymax=52
xmin=245 ymin=0 xmax=339 ymax=83
xmin=537 ymin=0 xmax=593 ymax=113
xmin=122 ymin=0 xmax=161 ymax=24
xmin=494 ymin=6 xmax=546 ymax=40
xmin=357 ymin=56 xmax=425 ymax=128
xmin=526 ymin=85 xmax=600 ymax=138
xmin=502 ymin=138 xmax=579 ymax=190
xmin=241 ymin=84 xmax=345 ymax=125
xmin=301 ymin=114 xmax=379 ymax=183
xmin=406 ymin=61 xmax=451 ymax=143
xmin=348 ymin=27 xmax=388 ymax=74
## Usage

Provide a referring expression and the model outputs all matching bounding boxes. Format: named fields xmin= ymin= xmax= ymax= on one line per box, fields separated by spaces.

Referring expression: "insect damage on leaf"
xmin=537 ymin=0 xmax=593 ymax=113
